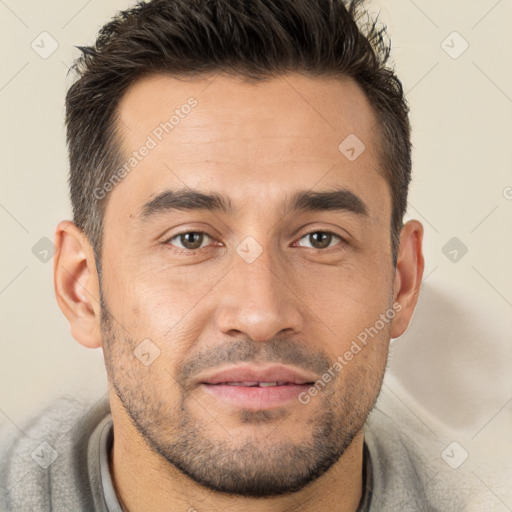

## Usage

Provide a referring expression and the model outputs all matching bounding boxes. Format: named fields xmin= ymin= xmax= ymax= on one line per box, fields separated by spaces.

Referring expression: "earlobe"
xmin=390 ymin=220 xmax=424 ymax=339
xmin=53 ymin=221 xmax=103 ymax=348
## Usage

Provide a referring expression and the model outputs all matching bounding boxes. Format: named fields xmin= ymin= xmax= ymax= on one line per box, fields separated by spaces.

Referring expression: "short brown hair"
xmin=66 ymin=0 xmax=411 ymax=268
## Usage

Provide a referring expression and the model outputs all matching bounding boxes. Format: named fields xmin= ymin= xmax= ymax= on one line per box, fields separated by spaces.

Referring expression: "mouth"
xmin=200 ymin=382 xmax=314 ymax=410
xmin=211 ymin=381 xmax=312 ymax=387
xmin=198 ymin=365 xmax=317 ymax=410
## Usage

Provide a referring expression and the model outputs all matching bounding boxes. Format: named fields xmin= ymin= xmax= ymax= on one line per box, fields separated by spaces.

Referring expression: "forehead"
xmin=108 ymin=72 xmax=388 ymax=217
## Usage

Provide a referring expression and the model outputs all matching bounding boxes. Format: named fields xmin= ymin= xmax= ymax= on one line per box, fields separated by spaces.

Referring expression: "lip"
xmin=197 ymin=364 xmax=317 ymax=410
xmin=198 ymin=364 xmax=318 ymax=386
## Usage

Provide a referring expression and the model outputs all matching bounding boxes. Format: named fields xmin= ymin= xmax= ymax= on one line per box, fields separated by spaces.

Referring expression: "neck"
xmin=108 ymin=395 xmax=365 ymax=512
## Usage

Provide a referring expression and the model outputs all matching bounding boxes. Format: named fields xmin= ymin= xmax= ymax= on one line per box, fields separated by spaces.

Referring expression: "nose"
xmin=215 ymin=248 xmax=305 ymax=342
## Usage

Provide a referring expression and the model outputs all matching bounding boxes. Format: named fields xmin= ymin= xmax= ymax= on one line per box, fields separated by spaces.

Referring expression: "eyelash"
xmin=164 ymin=229 xmax=347 ymax=256
xmin=164 ymin=231 xmax=217 ymax=256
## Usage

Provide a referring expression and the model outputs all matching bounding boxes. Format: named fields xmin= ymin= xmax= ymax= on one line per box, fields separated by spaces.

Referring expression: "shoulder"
xmin=364 ymin=406 xmax=493 ymax=511
xmin=0 ymin=395 xmax=110 ymax=512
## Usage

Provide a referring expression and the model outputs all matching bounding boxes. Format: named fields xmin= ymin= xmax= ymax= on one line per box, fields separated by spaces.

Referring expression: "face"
xmin=99 ymin=73 xmax=396 ymax=497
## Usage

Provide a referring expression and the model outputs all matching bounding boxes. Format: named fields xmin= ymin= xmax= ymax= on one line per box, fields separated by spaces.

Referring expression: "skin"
xmin=54 ymin=73 xmax=424 ymax=512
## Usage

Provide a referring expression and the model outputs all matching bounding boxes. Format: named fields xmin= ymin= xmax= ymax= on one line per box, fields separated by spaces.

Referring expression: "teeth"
xmin=218 ymin=381 xmax=309 ymax=387
xmin=223 ymin=381 xmax=279 ymax=387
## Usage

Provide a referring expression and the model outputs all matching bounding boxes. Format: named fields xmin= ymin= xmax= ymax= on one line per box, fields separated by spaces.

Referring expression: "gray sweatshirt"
xmin=0 ymin=395 xmax=485 ymax=511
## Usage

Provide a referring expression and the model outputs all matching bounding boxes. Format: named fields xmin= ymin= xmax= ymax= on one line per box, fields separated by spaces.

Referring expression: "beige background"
xmin=1 ymin=0 xmax=511 ymax=507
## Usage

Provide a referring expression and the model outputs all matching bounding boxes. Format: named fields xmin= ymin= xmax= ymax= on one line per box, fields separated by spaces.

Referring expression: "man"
xmin=0 ymin=0 xmax=476 ymax=510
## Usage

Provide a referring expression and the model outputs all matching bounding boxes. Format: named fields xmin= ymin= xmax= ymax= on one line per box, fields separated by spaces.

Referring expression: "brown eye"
xmin=168 ymin=232 xmax=212 ymax=251
xmin=296 ymin=231 xmax=341 ymax=250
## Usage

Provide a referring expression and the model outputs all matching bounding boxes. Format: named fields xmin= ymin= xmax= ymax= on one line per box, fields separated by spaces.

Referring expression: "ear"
xmin=53 ymin=220 xmax=103 ymax=348
xmin=390 ymin=220 xmax=424 ymax=338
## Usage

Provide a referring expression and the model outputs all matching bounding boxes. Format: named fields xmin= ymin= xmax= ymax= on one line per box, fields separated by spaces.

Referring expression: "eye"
xmin=166 ymin=231 xmax=214 ymax=251
xmin=295 ymin=231 xmax=343 ymax=250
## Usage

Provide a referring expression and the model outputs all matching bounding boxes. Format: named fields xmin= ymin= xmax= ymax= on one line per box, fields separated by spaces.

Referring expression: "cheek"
xmin=297 ymin=263 xmax=394 ymax=385
xmin=325 ymin=314 xmax=391 ymax=405
xmin=105 ymin=257 xmax=219 ymax=327
xmin=303 ymin=259 xmax=394 ymax=336
xmin=107 ymin=265 xmax=222 ymax=370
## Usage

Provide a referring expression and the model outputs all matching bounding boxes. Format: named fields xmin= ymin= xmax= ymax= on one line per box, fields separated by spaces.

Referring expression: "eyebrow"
xmin=139 ymin=187 xmax=368 ymax=220
xmin=141 ymin=189 xmax=235 ymax=219
xmin=286 ymin=188 xmax=368 ymax=217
